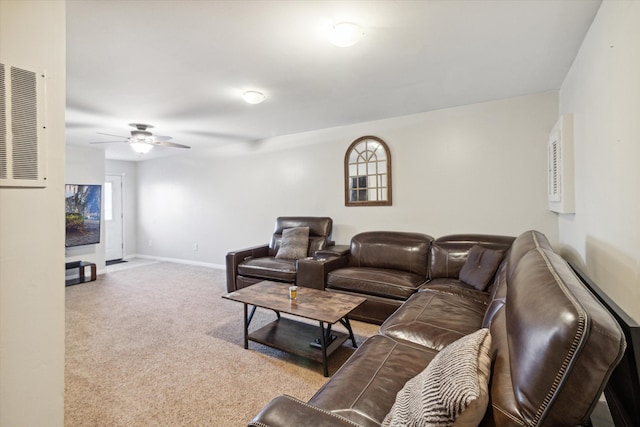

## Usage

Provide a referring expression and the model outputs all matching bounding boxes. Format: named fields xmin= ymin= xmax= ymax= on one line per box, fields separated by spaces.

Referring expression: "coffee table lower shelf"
xmin=223 ymin=281 xmax=365 ymax=377
xmin=248 ymin=317 xmax=348 ymax=368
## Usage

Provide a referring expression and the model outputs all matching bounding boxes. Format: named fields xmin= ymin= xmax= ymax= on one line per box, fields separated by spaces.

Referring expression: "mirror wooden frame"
xmin=344 ymin=136 xmax=392 ymax=206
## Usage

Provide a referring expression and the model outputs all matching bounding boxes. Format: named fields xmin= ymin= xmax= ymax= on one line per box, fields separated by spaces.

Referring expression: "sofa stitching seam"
xmin=348 ymin=341 xmax=399 ymax=411
xmin=491 ymin=403 xmax=527 ymax=426
xmin=280 ymin=395 xmax=361 ymax=426
xmin=531 ymin=248 xmax=588 ymax=425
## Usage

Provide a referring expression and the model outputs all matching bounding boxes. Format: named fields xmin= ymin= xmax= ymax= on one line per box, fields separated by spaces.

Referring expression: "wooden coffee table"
xmin=222 ymin=281 xmax=366 ymax=376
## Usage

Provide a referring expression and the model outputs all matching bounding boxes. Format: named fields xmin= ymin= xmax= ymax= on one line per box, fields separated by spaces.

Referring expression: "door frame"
xmin=105 ymin=173 xmax=125 ymax=262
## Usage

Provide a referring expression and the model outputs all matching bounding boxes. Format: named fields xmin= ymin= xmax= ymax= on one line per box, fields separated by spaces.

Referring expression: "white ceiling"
xmin=66 ymin=0 xmax=601 ymax=161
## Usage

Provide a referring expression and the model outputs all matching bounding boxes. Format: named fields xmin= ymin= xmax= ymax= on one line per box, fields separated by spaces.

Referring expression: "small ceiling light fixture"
xmin=243 ymin=90 xmax=266 ymax=104
xmin=328 ymin=22 xmax=364 ymax=47
xmin=130 ymin=141 xmax=153 ymax=154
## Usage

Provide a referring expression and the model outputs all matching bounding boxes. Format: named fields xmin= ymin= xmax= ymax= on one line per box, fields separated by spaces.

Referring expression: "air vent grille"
xmin=0 ymin=63 xmax=47 ymax=187
xmin=0 ymin=64 xmax=7 ymax=180
xmin=11 ymin=66 xmax=39 ymax=180
xmin=548 ymin=131 xmax=560 ymax=202
xmin=548 ymin=114 xmax=575 ymax=213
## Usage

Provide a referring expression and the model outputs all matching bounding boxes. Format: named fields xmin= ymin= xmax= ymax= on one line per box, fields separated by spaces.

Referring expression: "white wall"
xmin=106 ymin=159 xmax=138 ymax=257
xmin=559 ymin=0 xmax=640 ymax=322
xmin=137 ymin=92 xmax=559 ymax=268
xmin=65 ymin=145 xmax=106 ymax=271
xmin=0 ymin=1 xmax=66 ymax=425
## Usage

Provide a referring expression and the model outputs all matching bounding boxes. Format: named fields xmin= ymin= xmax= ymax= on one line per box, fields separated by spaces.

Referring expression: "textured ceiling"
xmin=65 ymin=0 xmax=601 ymax=161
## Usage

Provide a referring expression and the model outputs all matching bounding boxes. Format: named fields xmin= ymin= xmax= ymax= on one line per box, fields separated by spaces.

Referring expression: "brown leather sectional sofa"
xmin=249 ymin=230 xmax=627 ymax=426
xmin=324 ymin=231 xmax=515 ymax=324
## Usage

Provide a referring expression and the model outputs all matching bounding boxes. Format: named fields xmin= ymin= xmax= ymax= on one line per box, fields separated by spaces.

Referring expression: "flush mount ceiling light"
xmin=328 ymin=22 xmax=364 ymax=47
xmin=243 ymin=90 xmax=266 ymax=104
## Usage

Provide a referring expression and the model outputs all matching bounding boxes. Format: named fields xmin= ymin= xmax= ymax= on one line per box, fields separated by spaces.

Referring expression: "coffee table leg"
xmin=319 ymin=321 xmax=329 ymax=377
xmin=244 ymin=304 xmax=257 ymax=349
xmin=325 ymin=324 xmax=333 ymax=342
xmin=340 ymin=318 xmax=358 ymax=348
xmin=243 ymin=304 xmax=249 ymax=349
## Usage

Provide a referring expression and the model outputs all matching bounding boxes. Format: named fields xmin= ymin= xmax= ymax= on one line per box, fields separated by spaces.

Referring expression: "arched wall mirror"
xmin=344 ymin=136 xmax=392 ymax=206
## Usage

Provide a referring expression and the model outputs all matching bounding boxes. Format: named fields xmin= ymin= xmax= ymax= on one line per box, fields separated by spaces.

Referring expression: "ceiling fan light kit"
xmin=90 ymin=123 xmax=191 ymax=154
xmin=130 ymin=141 xmax=154 ymax=154
xmin=243 ymin=90 xmax=266 ymax=104
xmin=328 ymin=22 xmax=364 ymax=47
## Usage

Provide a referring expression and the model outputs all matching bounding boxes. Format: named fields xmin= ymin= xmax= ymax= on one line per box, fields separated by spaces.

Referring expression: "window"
xmin=344 ymin=136 xmax=391 ymax=206
xmin=104 ymin=181 xmax=113 ymax=221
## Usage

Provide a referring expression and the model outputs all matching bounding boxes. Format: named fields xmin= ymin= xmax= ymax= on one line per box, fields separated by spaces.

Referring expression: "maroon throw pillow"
xmin=459 ymin=245 xmax=504 ymax=291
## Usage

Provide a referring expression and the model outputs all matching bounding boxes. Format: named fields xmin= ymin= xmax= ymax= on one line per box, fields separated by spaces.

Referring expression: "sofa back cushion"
xmin=505 ymin=229 xmax=553 ymax=280
xmin=486 ymin=248 xmax=625 ymax=426
xmin=429 ymin=234 xmax=514 ymax=280
xmin=349 ymin=231 xmax=433 ymax=276
xmin=269 ymin=217 xmax=333 ymax=257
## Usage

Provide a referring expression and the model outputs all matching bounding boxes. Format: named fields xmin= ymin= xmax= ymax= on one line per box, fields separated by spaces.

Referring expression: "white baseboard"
xmin=128 ymin=254 xmax=225 ymax=270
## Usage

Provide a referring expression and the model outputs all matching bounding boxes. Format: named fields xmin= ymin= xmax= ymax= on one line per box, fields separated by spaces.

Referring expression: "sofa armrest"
xmin=315 ymin=244 xmax=350 ymax=258
xmin=296 ymin=255 xmax=349 ymax=290
xmin=225 ymin=244 xmax=270 ymax=292
xmin=249 ymin=395 xmax=360 ymax=427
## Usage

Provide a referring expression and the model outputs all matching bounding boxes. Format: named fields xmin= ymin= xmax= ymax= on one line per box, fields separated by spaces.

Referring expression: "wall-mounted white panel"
xmin=0 ymin=63 xmax=47 ymax=187
xmin=548 ymin=114 xmax=575 ymax=213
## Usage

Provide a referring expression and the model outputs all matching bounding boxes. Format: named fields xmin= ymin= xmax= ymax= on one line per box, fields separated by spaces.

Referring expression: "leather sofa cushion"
xmin=383 ymin=329 xmax=492 ymax=427
xmin=309 ymin=334 xmax=437 ymax=427
xmin=249 ymin=395 xmax=359 ymax=427
xmin=487 ymin=248 xmax=625 ymax=426
xmin=348 ymin=231 xmax=432 ymax=277
xmin=236 ymin=275 xmax=264 ymax=290
xmin=327 ymin=267 xmax=427 ymax=300
xmin=380 ymin=290 xmax=486 ymax=351
xmin=237 ymin=257 xmax=296 ymax=282
xmin=429 ymin=234 xmax=514 ymax=279
xmin=327 ymin=290 xmax=404 ymax=325
xmin=419 ymin=278 xmax=490 ymax=305
xmin=505 ymin=229 xmax=552 ymax=280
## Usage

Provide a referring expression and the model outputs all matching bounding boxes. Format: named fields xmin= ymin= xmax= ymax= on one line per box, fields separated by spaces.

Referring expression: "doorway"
xmin=105 ymin=174 xmax=124 ymax=262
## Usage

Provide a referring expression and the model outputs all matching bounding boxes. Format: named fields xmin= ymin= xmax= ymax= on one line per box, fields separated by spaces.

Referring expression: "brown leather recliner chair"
xmin=226 ymin=217 xmax=334 ymax=293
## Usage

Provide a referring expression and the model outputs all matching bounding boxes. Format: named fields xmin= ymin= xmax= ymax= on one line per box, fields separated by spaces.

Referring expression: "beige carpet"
xmin=65 ymin=262 xmax=379 ymax=426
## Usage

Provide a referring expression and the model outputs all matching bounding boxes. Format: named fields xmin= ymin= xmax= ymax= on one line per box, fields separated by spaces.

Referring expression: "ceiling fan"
xmin=90 ymin=123 xmax=190 ymax=154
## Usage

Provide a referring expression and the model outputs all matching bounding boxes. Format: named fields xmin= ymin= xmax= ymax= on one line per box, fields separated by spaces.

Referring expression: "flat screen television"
xmin=65 ymin=184 xmax=102 ymax=247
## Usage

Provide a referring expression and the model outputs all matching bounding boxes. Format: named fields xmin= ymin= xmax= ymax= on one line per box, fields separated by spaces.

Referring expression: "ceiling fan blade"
xmin=153 ymin=140 xmax=191 ymax=149
xmin=97 ymin=132 xmax=129 ymax=139
xmin=93 ymin=125 xmax=188 ymax=150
